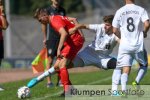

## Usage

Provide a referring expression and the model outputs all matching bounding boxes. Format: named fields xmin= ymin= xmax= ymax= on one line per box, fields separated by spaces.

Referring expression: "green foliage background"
xmin=10 ymin=0 xmax=85 ymax=16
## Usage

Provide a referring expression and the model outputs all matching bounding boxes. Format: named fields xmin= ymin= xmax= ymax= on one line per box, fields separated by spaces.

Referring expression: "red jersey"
xmin=50 ymin=15 xmax=83 ymax=44
xmin=0 ymin=17 xmax=3 ymax=40
xmin=49 ymin=15 xmax=84 ymax=60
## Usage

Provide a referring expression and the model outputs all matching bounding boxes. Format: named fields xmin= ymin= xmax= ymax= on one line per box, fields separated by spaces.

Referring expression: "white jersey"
xmin=88 ymin=24 xmax=118 ymax=55
xmin=113 ymin=4 xmax=149 ymax=53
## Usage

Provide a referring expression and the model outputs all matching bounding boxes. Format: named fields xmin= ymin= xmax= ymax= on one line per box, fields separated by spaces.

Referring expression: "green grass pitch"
xmin=0 ymin=69 xmax=150 ymax=100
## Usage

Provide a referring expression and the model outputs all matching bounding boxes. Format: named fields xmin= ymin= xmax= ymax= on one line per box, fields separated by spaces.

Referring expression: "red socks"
xmin=60 ymin=67 xmax=72 ymax=92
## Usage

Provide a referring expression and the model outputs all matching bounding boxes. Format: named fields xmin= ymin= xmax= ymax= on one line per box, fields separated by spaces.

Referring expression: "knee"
xmin=139 ymin=63 xmax=148 ymax=68
xmin=107 ymin=58 xmax=117 ymax=69
xmin=46 ymin=62 xmax=53 ymax=70
xmin=139 ymin=65 xmax=148 ymax=71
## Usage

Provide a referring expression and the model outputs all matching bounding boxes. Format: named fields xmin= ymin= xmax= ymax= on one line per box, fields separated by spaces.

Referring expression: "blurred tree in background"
xmin=63 ymin=0 xmax=85 ymax=14
xmin=10 ymin=0 xmax=85 ymax=16
xmin=9 ymin=0 xmax=150 ymax=16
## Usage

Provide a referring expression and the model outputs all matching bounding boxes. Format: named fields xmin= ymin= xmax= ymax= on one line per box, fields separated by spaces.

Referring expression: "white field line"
xmin=30 ymin=69 xmax=139 ymax=100
xmin=31 ymin=76 xmax=112 ymax=100
xmin=31 ymin=91 xmax=63 ymax=100
xmin=87 ymin=76 xmax=112 ymax=85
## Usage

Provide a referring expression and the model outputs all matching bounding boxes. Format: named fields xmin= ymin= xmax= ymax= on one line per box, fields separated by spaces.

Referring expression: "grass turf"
xmin=0 ymin=69 xmax=150 ymax=100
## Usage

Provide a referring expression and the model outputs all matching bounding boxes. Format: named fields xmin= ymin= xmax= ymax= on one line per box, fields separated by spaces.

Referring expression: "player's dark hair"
xmin=103 ymin=15 xmax=114 ymax=24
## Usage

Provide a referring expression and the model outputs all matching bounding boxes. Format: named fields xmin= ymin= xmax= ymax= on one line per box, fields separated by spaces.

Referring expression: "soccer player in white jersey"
xmin=112 ymin=0 xmax=150 ymax=96
xmin=70 ymin=15 xmax=119 ymax=69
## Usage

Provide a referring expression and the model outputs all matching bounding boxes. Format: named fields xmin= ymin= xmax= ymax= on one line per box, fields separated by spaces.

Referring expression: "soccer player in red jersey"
xmin=0 ymin=0 xmax=9 ymax=91
xmin=27 ymin=8 xmax=84 ymax=95
xmin=41 ymin=0 xmax=66 ymax=88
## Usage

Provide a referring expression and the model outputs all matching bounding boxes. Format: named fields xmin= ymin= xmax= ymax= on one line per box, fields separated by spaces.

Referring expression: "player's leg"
xmin=58 ymin=58 xmax=72 ymax=95
xmin=121 ymin=66 xmax=131 ymax=92
xmin=0 ymin=41 xmax=4 ymax=91
xmin=109 ymin=54 xmax=121 ymax=95
xmin=107 ymin=58 xmax=117 ymax=69
xmin=73 ymin=47 xmax=99 ymax=68
xmin=119 ymin=66 xmax=131 ymax=97
xmin=46 ymin=38 xmax=61 ymax=87
xmin=0 ymin=40 xmax=4 ymax=67
xmin=105 ymin=57 xmax=118 ymax=94
xmin=134 ymin=64 xmax=147 ymax=84
xmin=73 ymin=55 xmax=84 ymax=67
xmin=45 ymin=39 xmax=54 ymax=88
xmin=0 ymin=58 xmax=4 ymax=91
xmin=0 ymin=86 xmax=4 ymax=91
xmin=46 ymin=56 xmax=54 ymax=88
xmin=132 ymin=49 xmax=148 ymax=88
xmin=0 ymin=59 xmax=3 ymax=91
xmin=112 ymin=51 xmax=132 ymax=96
xmin=120 ymin=53 xmax=133 ymax=94
xmin=56 ymin=58 xmax=75 ymax=87
xmin=27 ymin=60 xmax=59 ymax=88
xmin=112 ymin=68 xmax=121 ymax=95
xmin=111 ymin=54 xmax=123 ymax=95
xmin=73 ymin=47 xmax=90 ymax=68
xmin=59 ymin=37 xmax=84 ymax=96
xmin=101 ymin=57 xmax=117 ymax=69
xmin=56 ymin=70 xmax=63 ymax=87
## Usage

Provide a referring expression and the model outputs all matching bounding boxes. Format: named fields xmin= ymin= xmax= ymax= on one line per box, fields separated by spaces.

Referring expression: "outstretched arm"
xmin=0 ymin=15 xmax=8 ymax=29
xmin=41 ymin=23 xmax=47 ymax=46
xmin=69 ymin=24 xmax=89 ymax=35
xmin=57 ymin=27 xmax=68 ymax=57
xmin=74 ymin=23 xmax=89 ymax=30
xmin=0 ymin=5 xmax=8 ymax=30
xmin=113 ymin=27 xmax=121 ymax=39
xmin=68 ymin=17 xmax=84 ymax=37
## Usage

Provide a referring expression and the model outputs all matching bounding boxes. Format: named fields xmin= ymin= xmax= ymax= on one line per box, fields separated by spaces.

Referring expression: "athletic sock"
xmin=59 ymin=67 xmax=72 ymax=92
xmin=112 ymin=69 xmax=121 ymax=93
xmin=121 ymin=73 xmax=128 ymax=91
xmin=135 ymin=66 xmax=147 ymax=83
xmin=37 ymin=67 xmax=55 ymax=81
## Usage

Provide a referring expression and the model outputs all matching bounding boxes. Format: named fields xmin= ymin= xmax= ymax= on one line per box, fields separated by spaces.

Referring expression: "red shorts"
xmin=61 ymin=36 xmax=84 ymax=60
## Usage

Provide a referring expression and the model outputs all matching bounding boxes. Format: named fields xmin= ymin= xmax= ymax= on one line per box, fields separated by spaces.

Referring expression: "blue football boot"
xmin=27 ymin=78 xmax=38 ymax=88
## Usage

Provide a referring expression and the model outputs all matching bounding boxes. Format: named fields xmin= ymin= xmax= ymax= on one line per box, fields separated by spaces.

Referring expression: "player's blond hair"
xmin=33 ymin=8 xmax=48 ymax=19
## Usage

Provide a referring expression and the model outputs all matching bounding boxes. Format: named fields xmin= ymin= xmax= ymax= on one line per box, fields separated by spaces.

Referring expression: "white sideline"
xmin=31 ymin=91 xmax=63 ymax=100
xmin=87 ymin=76 xmax=111 ymax=85
xmin=31 ymin=76 xmax=112 ymax=100
xmin=30 ymin=69 xmax=139 ymax=100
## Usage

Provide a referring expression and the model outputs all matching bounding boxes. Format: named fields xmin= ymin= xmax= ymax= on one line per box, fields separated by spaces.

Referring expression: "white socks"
xmin=135 ymin=66 xmax=147 ymax=83
xmin=37 ymin=67 xmax=55 ymax=81
xmin=112 ymin=69 xmax=121 ymax=92
xmin=121 ymin=73 xmax=128 ymax=91
xmin=112 ymin=66 xmax=147 ymax=93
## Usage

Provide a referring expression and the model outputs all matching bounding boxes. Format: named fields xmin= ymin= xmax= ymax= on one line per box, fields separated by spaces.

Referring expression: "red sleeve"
xmin=50 ymin=16 xmax=66 ymax=32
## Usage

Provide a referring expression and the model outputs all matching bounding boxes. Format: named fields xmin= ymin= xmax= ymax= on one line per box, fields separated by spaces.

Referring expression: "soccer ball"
xmin=17 ymin=86 xmax=31 ymax=99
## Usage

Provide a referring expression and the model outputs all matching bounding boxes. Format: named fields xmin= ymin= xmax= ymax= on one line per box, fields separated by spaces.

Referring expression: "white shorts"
xmin=78 ymin=47 xmax=113 ymax=69
xmin=117 ymin=49 xmax=147 ymax=68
